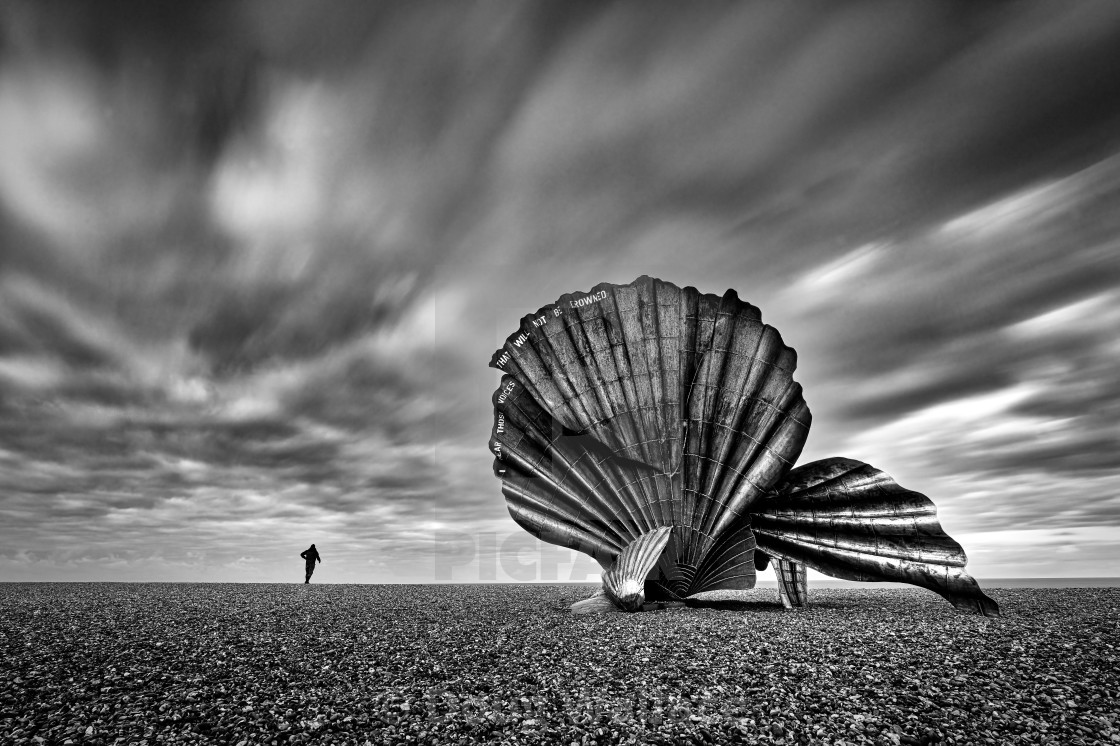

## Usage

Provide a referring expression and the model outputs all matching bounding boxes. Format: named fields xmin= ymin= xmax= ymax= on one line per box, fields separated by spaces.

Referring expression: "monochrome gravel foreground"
xmin=2 ymin=584 xmax=1117 ymax=745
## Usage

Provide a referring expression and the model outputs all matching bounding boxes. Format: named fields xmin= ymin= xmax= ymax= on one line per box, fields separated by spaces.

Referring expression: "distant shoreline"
xmin=2 ymin=577 xmax=1119 ymax=587
xmin=531 ymin=578 xmax=1120 ymax=588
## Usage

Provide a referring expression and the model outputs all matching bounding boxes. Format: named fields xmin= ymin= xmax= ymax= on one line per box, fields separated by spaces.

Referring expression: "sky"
xmin=1 ymin=0 xmax=1119 ymax=584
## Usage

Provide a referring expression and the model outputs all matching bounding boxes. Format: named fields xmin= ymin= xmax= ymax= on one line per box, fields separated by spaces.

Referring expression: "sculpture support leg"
xmin=775 ymin=558 xmax=807 ymax=609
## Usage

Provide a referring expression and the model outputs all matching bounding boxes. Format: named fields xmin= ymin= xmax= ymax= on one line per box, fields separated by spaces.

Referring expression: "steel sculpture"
xmin=488 ymin=277 xmax=998 ymax=616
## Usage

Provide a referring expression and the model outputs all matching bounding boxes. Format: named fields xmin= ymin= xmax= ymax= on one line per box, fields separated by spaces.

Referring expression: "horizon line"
xmin=3 ymin=577 xmax=1120 ymax=586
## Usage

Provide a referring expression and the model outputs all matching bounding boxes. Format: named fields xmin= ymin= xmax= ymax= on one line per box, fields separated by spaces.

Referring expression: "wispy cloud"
xmin=1 ymin=0 xmax=1119 ymax=582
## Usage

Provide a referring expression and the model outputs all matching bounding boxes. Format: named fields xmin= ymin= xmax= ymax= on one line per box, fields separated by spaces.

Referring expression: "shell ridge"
xmin=522 ymin=297 xmax=596 ymax=432
xmin=655 ymin=279 xmax=684 ymax=498
xmin=689 ymin=521 xmax=752 ymax=573
xmin=551 ymin=297 xmax=651 ymax=541
xmin=504 ymin=484 xmax=621 ymax=562
xmin=681 ymin=351 xmax=710 ymax=569
xmin=578 ymin=439 xmax=666 ymax=541
xmin=498 ymin=432 xmax=622 ymax=545
xmin=650 ymin=531 xmax=698 ymax=598
xmin=565 ymin=293 xmax=621 ymax=434
xmin=496 ymin=380 xmax=641 ymax=546
xmin=751 ymin=526 xmax=966 ymax=565
xmin=540 ymin=301 xmax=600 ymax=433
xmin=608 ymin=285 xmax=660 ymax=471
xmin=614 ymin=283 xmax=670 ymax=528
xmin=746 ymin=381 xmax=811 ymax=472
xmin=495 ymin=379 xmax=594 ymax=485
xmin=497 ymin=329 xmax=566 ymax=428
xmin=506 ymin=484 xmax=617 ymax=558
xmin=700 ymin=552 xmax=755 ymax=586
xmin=765 ymin=459 xmax=947 ymax=515
xmin=722 ymin=326 xmax=783 ymax=452
xmin=675 ymin=284 xmax=701 ymax=545
xmin=648 ymin=279 xmax=675 ymax=480
xmin=639 ymin=278 xmax=677 ymax=526
xmin=705 ymin=324 xmax=786 ymax=525
xmin=651 ymin=279 xmax=682 ymax=527
xmin=562 ymin=423 xmax=675 ymax=542
xmin=718 ymin=376 xmax=809 ymax=531
xmin=688 ymin=523 xmax=757 ymax=594
xmin=596 ymin=286 xmax=641 ymax=455
xmin=772 ymin=499 xmax=963 ymax=561
xmin=706 ymin=312 xmax=769 ymax=512
xmin=691 ymin=293 xmax=753 ymax=555
xmin=780 ymin=458 xmax=883 ymax=498
xmin=495 ymin=309 xmax=564 ymax=414
xmin=777 ymin=456 xmax=865 ymax=494
xmin=572 ymin=290 xmax=660 ymax=536
xmin=757 ymin=506 xmax=945 ymax=526
xmin=682 ymin=288 xmax=709 ymax=545
xmin=568 ymin=297 xmax=617 ymax=428
xmin=754 ymin=532 xmax=892 ymax=579
xmin=764 ymin=472 xmax=951 ymax=521
xmin=524 ymin=420 xmax=655 ymax=544
xmin=698 ymin=308 xmax=805 ymax=560
xmin=605 ymin=285 xmax=671 ymax=532
xmin=562 ymin=293 xmax=626 ymax=438
xmin=737 ymin=349 xmax=799 ymax=463
xmin=694 ymin=301 xmax=749 ymax=509
xmin=688 ymin=292 xmax=737 ymax=539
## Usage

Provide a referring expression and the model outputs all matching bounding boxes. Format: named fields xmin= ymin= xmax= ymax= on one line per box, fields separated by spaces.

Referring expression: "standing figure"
xmin=300 ymin=544 xmax=321 ymax=583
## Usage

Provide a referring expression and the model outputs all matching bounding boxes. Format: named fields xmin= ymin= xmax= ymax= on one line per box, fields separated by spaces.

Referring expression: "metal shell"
xmin=754 ymin=457 xmax=999 ymax=616
xmin=603 ymin=526 xmax=673 ymax=610
xmin=489 ymin=276 xmax=998 ymax=616
xmin=489 ymin=276 xmax=811 ymax=600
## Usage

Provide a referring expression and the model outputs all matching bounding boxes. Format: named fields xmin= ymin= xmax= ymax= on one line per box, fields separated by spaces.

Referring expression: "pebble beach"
xmin=2 ymin=584 xmax=1117 ymax=745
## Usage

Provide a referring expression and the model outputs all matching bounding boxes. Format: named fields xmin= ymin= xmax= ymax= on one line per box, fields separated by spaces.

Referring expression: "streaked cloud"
xmin=1 ymin=0 xmax=1119 ymax=582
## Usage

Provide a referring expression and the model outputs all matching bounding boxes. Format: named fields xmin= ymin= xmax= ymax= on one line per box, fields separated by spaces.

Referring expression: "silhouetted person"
xmin=300 ymin=544 xmax=321 ymax=583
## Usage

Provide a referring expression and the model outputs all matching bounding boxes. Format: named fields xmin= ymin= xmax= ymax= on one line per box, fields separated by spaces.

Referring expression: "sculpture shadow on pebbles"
xmin=488 ymin=276 xmax=999 ymax=616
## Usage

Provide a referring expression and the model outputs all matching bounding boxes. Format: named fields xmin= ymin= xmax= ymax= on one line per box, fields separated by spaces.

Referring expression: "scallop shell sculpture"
xmin=488 ymin=276 xmax=998 ymax=616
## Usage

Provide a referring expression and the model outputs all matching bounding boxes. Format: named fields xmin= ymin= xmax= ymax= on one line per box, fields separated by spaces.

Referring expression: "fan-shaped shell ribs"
xmin=488 ymin=277 xmax=998 ymax=616
xmin=490 ymin=276 xmax=810 ymax=602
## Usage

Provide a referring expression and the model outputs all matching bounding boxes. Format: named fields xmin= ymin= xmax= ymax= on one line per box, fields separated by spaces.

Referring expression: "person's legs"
xmin=305 ymin=562 xmax=315 ymax=583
